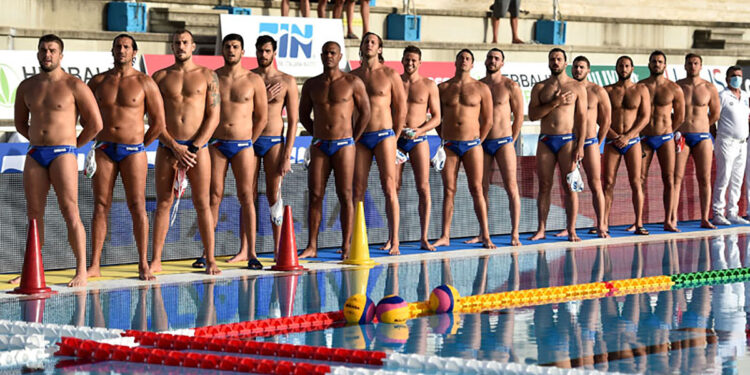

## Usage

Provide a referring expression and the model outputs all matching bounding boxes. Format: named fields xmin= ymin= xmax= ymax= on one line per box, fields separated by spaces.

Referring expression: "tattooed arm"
xmin=192 ymin=69 xmax=222 ymax=147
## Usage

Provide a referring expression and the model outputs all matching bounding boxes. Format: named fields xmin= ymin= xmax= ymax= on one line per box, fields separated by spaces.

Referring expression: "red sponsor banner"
xmin=349 ymin=60 xmax=458 ymax=84
xmin=142 ymin=55 xmax=259 ymax=75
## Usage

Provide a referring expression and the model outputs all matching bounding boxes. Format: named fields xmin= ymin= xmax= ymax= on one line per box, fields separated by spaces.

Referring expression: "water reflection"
xmin=7 ymin=234 xmax=750 ymax=374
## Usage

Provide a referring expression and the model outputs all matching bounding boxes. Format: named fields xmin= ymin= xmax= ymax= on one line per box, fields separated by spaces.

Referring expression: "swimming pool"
xmin=2 ymin=232 xmax=749 ymax=374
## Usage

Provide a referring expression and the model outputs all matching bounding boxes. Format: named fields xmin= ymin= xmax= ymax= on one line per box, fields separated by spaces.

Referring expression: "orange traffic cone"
xmin=272 ymin=206 xmax=306 ymax=271
xmin=12 ymin=219 xmax=54 ymax=295
xmin=275 ymin=273 xmax=299 ymax=317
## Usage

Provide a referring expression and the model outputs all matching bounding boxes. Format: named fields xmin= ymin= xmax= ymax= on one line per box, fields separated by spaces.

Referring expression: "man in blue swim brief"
xmin=471 ymin=48 xmax=523 ymax=246
xmin=216 ymin=35 xmax=301 ymax=267
xmin=432 ymin=49 xmax=496 ymax=250
xmin=205 ymin=33 xmax=268 ymax=271
xmin=528 ymin=48 xmax=588 ymax=242
xmin=556 ymin=55 xmax=611 ymax=238
xmin=14 ymin=34 xmax=103 ymax=287
xmin=674 ymin=53 xmax=720 ymax=229
xmin=86 ymin=34 xmax=165 ymax=281
xmin=395 ymin=45 xmax=441 ymax=251
xmin=602 ymin=55 xmax=652 ymax=235
xmin=637 ymin=50 xmax=685 ymax=232
xmin=151 ymin=29 xmax=223 ymax=276
xmin=299 ymin=41 xmax=371 ymax=260
xmin=350 ymin=32 xmax=407 ymax=255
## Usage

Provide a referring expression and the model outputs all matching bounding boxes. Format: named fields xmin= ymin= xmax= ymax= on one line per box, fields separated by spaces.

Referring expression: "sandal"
xmin=345 ymin=32 xmax=359 ymax=39
xmin=634 ymin=226 xmax=650 ymax=235
xmin=248 ymin=258 xmax=263 ymax=270
xmin=192 ymin=256 xmax=206 ymax=268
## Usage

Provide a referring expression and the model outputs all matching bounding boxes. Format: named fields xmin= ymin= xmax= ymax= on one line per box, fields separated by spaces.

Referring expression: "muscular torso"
xmin=537 ymin=79 xmax=578 ymax=135
xmin=308 ymin=74 xmax=358 ymax=139
xmin=214 ymin=70 xmax=257 ymax=140
xmin=91 ymin=71 xmax=147 ymax=144
xmin=607 ymin=84 xmax=644 ymax=135
xmin=584 ymin=83 xmax=601 ymax=139
xmin=20 ymin=74 xmax=79 ymax=146
xmin=481 ymin=76 xmax=514 ymax=139
xmin=641 ymin=78 xmax=677 ymax=136
xmin=155 ymin=67 xmax=210 ymax=140
xmin=679 ymin=79 xmax=713 ymax=133
xmin=403 ymin=77 xmax=431 ymax=129
xmin=258 ymin=72 xmax=291 ymax=137
xmin=351 ymin=66 xmax=394 ymax=132
xmin=439 ymin=79 xmax=484 ymax=141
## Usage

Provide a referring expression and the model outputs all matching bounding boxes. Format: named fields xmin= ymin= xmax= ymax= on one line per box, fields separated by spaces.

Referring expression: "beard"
xmin=649 ymin=67 xmax=664 ymax=76
xmin=258 ymin=58 xmax=273 ymax=68
xmin=618 ymin=72 xmax=632 ymax=81
xmin=572 ymin=73 xmax=586 ymax=82
xmin=486 ymin=65 xmax=499 ymax=74
xmin=39 ymin=63 xmax=55 ymax=73
xmin=550 ymin=67 xmax=564 ymax=76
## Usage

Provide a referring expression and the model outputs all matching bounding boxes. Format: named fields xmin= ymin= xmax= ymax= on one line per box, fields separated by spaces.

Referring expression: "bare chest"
xmin=405 ymin=82 xmax=428 ymax=104
xmin=95 ymin=77 xmax=144 ymax=108
xmin=442 ymin=84 xmax=480 ymax=107
xmin=650 ymin=84 xmax=675 ymax=107
xmin=358 ymin=71 xmax=391 ymax=97
xmin=219 ymin=76 xmax=254 ymax=103
xmin=313 ymin=80 xmax=353 ymax=105
xmin=25 ymin=81 xmax=75 ymax=113
xmin=159 ymin=71 xmax=207 ymax=101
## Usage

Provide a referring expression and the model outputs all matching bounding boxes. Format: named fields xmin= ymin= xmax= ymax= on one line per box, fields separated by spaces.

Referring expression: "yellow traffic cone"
xmin=343 ymin=201 xmax=377 ymax=266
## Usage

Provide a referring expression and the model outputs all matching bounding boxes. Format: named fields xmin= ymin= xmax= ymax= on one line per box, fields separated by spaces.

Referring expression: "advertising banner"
xmin=0 ymin=51 xmax=142 ymax=120
xmin=219 ymin=14 xmax=346 ymax=76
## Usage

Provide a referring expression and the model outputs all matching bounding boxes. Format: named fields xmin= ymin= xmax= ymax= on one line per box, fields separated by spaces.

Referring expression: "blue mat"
xmin=299 ymin=220 xmax=748 ymax=262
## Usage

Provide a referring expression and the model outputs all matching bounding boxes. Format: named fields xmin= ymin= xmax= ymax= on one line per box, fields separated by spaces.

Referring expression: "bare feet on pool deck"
xmin=598 ymin=229 xmax=610 ymax=239
xmin=226 ymin=251 xmax=248 ymax=263
xmin=8 ymin=276 xmax=20 ymax=285
xmin=149 ymin=260 xmax=162 ymax=274
xmin=529 ymin=230 xmax=546 ymax=241
xmin=483 ymin=238 xmax=496 ymax=249
xmin=380 ymin=241 xmax=391 ymax=251
xmin=626 ymin=224 xmax=635 ymax=232
xmin=340 ymin=249 xmax=350 ymax=260
xmin=554 ymin=229 xmax=569 ymax=237
xmin=701 ymin=220 xmax=716 ymax=229
xmin=139 ymin=266 xmax=156 ymax=281
xmin=86 ymin=265 xmax=102 ymax=278
xmin=205 ymin=261 xmax=221 ymax=275
xmin=68 ymin=273 xmax=87 ymax=287
xmin=511 ymin=235 xmax=521 ymax=246
xmin=299 ymin=247 xmax=317 ymax=259
xmin=388 ymin=243 xmax=400 ymax=256
xmin=568 ymin=231 xmax=581 ymax=242
xmin=463 ymin=236 xmax=481 ymax=244
xmin=420 ymin=240 xmax=436 ymax=251
xmin=431 ymin=236 xmax=451 ymax=248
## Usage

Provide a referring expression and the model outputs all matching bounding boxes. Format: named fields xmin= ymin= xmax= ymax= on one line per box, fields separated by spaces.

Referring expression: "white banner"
xmin=0 ymin=51 xmax=144 ymax=120
xmin=219 ymin=14 xmax=347 ymax=77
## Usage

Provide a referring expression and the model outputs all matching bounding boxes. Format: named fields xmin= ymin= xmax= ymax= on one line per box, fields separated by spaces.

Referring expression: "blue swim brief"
xmin=312 ymin=137 xmax=355 ymax=157
xmin=682 ymin=132 xmax=713 ymax=148
xmin=583 ymin=137 xmax=599 ymax=148
xmin=210 ymin=139 xmax=253 ymax=160
xmin=482 ymin=136 xmax=513 ymax=155
xmin=538 ymin=133 xmax=575 ymax=154
xmin=96 ymin=141 xmax=145 ymax=163
xmin=605 ymin=137 xmax=640 ymax=155
xmin=27 ymin=145 xmax=77 ymax=168
xmin=641 ymin=133 xmax=674 ymax=150
xmin=253 ymin=135 xmax=283 ymax=157
xmin=444 ymin=139 xmax=481 ymax=157
xmin=358 ymin=129 xmax=395 ymax=150
xmin=397 ymin=136 xmax=426 ymax=153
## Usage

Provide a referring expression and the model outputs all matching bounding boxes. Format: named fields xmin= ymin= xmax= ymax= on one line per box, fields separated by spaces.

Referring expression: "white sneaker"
xmin=728 ymin=214 xmax=750 ymax=225
xmin=712 ymin=214 xmax=731 ymax=226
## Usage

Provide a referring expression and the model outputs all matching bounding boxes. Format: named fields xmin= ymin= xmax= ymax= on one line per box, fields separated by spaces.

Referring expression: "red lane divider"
xmin=55 ymin=336 xmax=331 ymax=375
xmin=193 ymin=310 xmax=346 ymax=338
xmin=123 ymin=330 xmax=386 ymax=366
